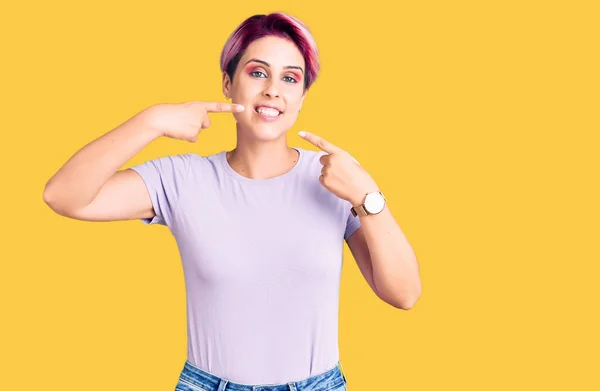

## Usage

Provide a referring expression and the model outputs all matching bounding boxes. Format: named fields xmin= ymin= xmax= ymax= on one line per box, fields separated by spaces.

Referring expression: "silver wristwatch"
xmin=350 ymin=191 xmax=386 ymax=217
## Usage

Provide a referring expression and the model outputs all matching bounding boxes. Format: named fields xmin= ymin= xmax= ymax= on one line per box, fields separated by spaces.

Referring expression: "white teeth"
xmin=257 ymin=107 xmax=280 ymax=117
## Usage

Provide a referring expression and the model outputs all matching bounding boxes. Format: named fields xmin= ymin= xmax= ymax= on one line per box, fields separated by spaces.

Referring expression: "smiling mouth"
xmin=254 ymin=106 xmax=283 ymax=117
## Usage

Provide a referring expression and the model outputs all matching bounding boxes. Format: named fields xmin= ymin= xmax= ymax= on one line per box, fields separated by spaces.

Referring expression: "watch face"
xmin=364 ymin=192 xmax=385 ymax=214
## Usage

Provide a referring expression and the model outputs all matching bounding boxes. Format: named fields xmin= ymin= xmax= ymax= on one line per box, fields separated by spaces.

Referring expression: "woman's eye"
xmin=250 ymin=71 xmax=297 ymax=84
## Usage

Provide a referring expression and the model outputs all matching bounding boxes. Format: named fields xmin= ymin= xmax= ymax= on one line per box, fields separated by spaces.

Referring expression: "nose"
xmin=263 ymin=79 xmax=280 ymax=99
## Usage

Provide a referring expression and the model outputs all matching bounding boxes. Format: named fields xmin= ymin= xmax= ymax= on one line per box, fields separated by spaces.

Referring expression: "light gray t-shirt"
xmin=130 ymin=147 xmax=361 ymax=385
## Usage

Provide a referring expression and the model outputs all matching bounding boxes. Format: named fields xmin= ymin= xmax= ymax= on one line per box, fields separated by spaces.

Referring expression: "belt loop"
xmin=217 ymin=379 xmax=229 ymax=391
xmin=288 ymin=382 xmax=298 ymax=391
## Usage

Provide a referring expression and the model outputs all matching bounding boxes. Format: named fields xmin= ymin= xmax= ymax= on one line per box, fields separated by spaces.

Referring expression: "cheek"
xmin=231 ymin=92 xmax=255 ymax=114
xmin=284 ymin=89 xmax=304 ymax=106
xmin=231 ymin=75 xmax=255 ymax=99
xmin=285 ymin=101 xmax=302 ymax=115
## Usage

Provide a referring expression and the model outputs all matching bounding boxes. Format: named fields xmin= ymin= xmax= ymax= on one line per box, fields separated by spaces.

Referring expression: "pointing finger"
xmin=203 ymin=102 xmax=245 ymax=113
xmin=299 ymin=130 xmax=343 ymax=154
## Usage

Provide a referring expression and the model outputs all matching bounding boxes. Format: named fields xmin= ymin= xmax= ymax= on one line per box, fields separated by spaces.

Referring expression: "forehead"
xmin=241 ymin=35 xmax=305 ymax=69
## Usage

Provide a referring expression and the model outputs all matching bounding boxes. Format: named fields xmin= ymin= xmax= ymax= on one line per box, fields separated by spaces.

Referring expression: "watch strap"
xmin=350 ymin=204 xmax=369 ymax=217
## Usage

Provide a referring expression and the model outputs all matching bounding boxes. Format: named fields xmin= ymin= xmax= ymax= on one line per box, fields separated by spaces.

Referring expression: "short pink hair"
xmin=220 ymin=13 xmax=320 ymax=90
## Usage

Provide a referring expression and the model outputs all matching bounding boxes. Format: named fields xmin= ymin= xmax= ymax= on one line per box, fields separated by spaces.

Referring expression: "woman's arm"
xmin=346 ymin=211 xmax=421 ymax=310
xmin=43 ymin=106 xmax=162 ymax=221
xmin=43 ymin=101 xmax=242 ymax=222
xmin=298 ymin=130 xmax=422 ymax=309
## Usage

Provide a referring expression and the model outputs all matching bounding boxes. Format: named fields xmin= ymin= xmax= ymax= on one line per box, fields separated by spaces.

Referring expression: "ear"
xmin=222 ymin=71 xmax=232 ymax=98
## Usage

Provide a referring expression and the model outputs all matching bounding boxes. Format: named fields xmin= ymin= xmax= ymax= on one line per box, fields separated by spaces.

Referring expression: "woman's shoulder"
xmin=186 ymin=150 xmax=228 ymax=174
xmin=177 ymin=150 xmax=225 ymax=166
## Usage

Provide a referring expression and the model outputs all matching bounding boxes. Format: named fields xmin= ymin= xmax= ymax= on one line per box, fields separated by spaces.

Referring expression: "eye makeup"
xmin=245 ymin=64 xmax=264 ymax=75
xmin=287 ymin=72 xmax=302 ymax=83
xmin=244 ymin=64 xmax=302 ymax=83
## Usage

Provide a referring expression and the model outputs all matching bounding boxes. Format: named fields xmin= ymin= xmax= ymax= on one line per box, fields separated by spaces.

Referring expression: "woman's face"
xmin=223 ymin=35 xmax=307 ymax=141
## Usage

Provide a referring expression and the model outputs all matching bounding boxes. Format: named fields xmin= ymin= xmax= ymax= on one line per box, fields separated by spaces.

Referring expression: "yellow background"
xmin=1 ymin=0 xmax=598 ymax=390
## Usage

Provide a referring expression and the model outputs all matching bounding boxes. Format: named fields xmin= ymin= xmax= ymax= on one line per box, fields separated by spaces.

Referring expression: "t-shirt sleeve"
xmin=128 ymin=153 xmax=192 ymax=226
xmin=344 ymin=205 xmax=362 ymax=240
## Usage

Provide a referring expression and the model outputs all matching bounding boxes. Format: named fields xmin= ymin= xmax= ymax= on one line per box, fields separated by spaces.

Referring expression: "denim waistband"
xmin=176 ymin=360 xmax=347 ymax=391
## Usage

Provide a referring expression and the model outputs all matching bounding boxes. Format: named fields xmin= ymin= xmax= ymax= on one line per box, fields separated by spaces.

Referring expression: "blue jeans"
xmin=175 ymin=360 xmax=348 ymax=391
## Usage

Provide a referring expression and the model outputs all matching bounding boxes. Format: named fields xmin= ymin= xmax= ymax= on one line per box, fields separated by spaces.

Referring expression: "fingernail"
xmin=236 ymin=105 xmax=245 ymax=112
xmin=298 ymin=131 xmax=306 ymax=137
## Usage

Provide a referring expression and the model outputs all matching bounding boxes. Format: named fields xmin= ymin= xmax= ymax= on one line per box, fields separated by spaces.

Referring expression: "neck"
xmin=226 ymin=128 xmax=299 ymax=180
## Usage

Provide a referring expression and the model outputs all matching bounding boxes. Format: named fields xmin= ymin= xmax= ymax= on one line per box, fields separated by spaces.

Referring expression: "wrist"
xmin=141 ymin=105 xmax=166 ymax=138
xmin=349 ymin=186 xmax=380 ymax=207
xmin=350 ymin=189 xmax=387 ymax=217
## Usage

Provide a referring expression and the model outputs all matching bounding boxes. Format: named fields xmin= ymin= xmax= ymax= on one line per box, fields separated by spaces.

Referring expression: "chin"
xmin=249 ymin=126 xmax=288 ymax=141
xmin=237 ymin=120 xmax=292 ymax=141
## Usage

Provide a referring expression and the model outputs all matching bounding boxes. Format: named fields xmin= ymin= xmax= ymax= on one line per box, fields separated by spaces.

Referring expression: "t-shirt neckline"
xmin=219 ymin=147 xmax=303 ymax=185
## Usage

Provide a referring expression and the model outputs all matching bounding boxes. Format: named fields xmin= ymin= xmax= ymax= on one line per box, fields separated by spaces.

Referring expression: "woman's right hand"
xmin=148 ymin=101 xmax=245 ymax=142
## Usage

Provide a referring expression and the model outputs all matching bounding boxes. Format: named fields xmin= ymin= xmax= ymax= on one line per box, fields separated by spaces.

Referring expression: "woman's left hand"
xmin=299 ymin=130 xmax=380 ymax=207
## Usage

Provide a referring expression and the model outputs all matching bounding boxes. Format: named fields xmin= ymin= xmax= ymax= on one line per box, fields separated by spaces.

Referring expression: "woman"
xmin=43 ymin=12 xmax=421 ymax=391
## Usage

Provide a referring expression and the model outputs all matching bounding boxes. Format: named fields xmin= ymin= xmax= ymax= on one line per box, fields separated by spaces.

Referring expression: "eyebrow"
xmin=244 ymin=58 xmax=304 ymax=75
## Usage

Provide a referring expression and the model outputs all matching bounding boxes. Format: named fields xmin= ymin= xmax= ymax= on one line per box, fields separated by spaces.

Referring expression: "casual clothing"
xmin=130 ymin=147 xmax=360 ymax=385
xmin=175 ymin=359 xmax=347 ymax=391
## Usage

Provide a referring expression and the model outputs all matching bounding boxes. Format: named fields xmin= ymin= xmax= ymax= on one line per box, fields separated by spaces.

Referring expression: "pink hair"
xmin=220 ymin=13 xmax=320 ymax=90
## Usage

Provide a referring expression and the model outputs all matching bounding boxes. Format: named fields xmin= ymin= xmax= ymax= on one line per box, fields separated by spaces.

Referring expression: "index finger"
xmin=202 ymin=102 xmax=245 ymax=113
xmin=299 ymin=130 xmax=343 ymax=154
